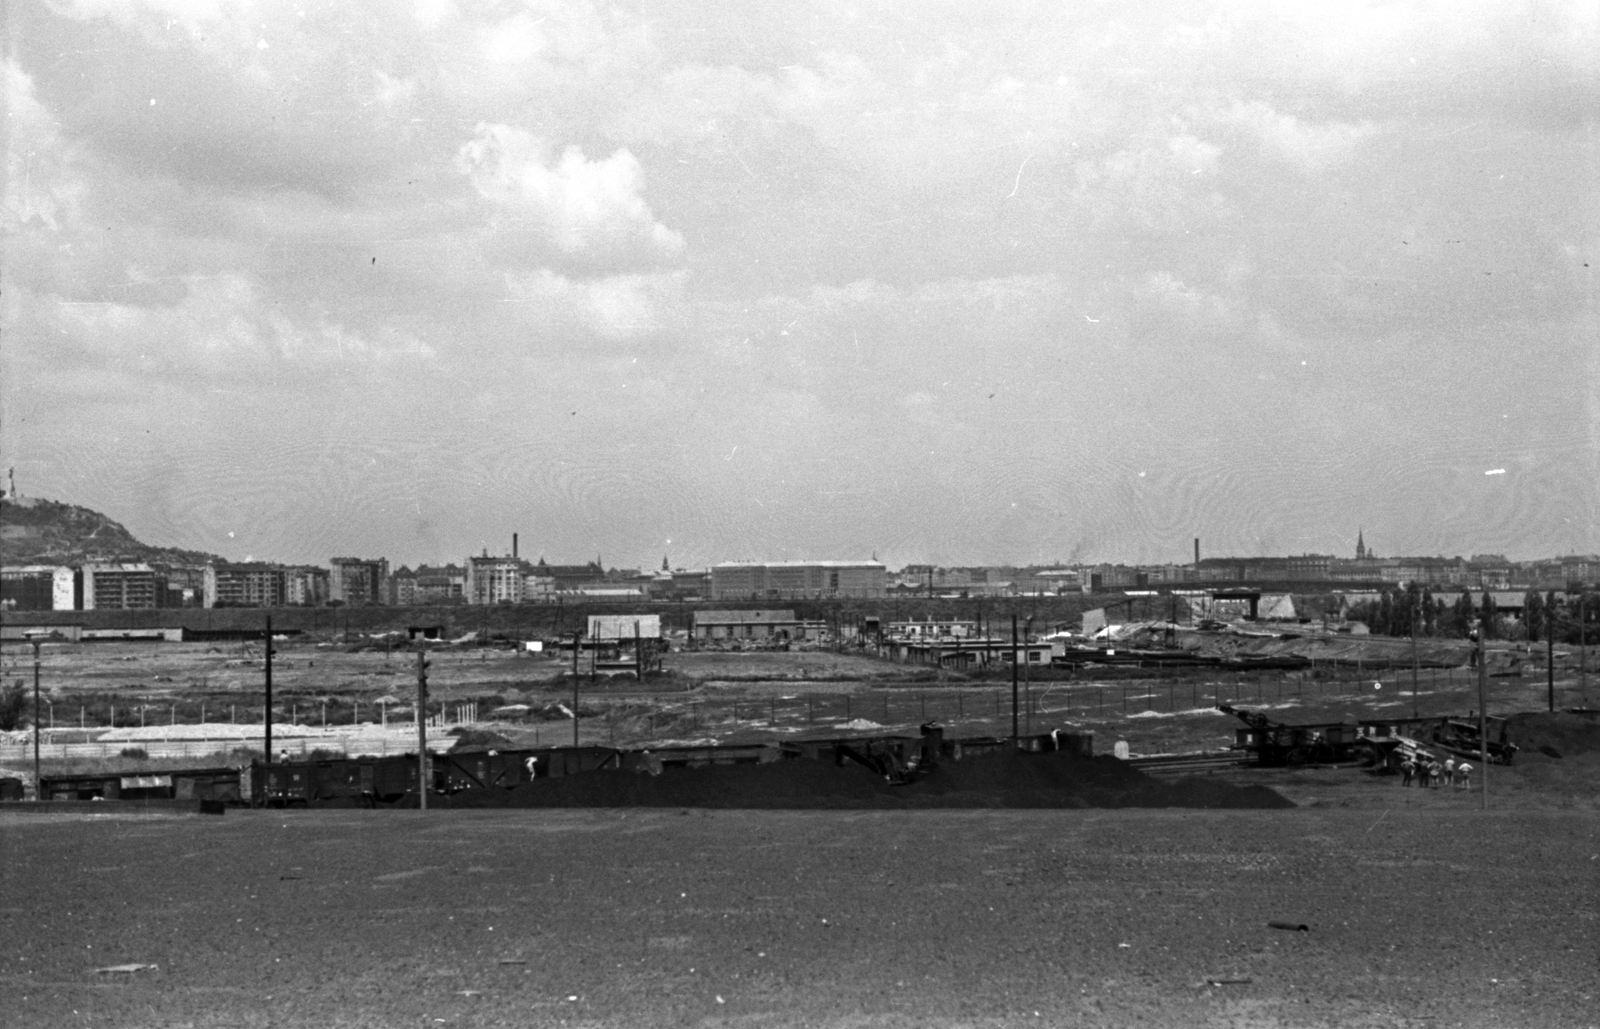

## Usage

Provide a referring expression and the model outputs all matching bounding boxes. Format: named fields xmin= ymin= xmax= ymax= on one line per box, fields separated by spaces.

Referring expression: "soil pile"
xmin=437 ymin=749 xmax=1293 ymax=810
xmin=1504 ymin=711 xmax=1600 ymax=759
xmin=446 ymin=727 xmax=519 ymax=752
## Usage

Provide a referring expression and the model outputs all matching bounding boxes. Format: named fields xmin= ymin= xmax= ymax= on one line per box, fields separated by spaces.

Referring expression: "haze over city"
xmin=3 ymin=1 xmax=1596 ymax=569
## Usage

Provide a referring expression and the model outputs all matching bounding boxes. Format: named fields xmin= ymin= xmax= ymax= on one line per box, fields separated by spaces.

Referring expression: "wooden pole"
xmin=1411 ymin=596 xmax=1420 ymax=720
xmin=264 ymin=615 xmax=273 ymax=766
xmin=1011 ymin=614 xmax=1020 ymax=741
xmin=572 ymin=631 xmax=581 ymax=747
xmin=1477 ymin=633 xmax=1488 ymax=810
xmin=1548 ymin=598 xmax=1556 ymax=713
xmin=32 ymin=640 xmax=42 ymax=801
xmin=416 ymin=649 xmax=430 ymax=811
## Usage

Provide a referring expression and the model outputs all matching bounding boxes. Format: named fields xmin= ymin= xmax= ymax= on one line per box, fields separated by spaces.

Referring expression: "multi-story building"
xmin=204 ymin=563 xmax=288 ymax=608
xmin=412 ymin=565 xmax=465 ymax=604
xmin=329 ymin=557 xmax=389 ymax=606
xmin=83 ymin=563 xmax=160 ymax=610
xmin=532 ymin=559 xmax=608 ymax=593
xmin=285 ymin=566 xmax=330 ymax=606
xmin=0 ymin=565 xmax=78 ymax=611
xmin=1560 ymin=556 xmax=1600 ymax=586
xmin=710 ymin=561 xmax=885 ymax=600
xmin=465 ymin=553 xmax=524 ymax=605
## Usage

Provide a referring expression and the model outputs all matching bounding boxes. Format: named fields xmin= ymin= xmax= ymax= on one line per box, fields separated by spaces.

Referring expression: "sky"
xmin=3 ymin=0 xmax=1597 ymax=570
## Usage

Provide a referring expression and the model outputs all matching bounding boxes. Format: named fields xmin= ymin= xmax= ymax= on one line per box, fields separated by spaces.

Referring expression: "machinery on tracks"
xmin=1219 ymin=704 xmax=1364 ymax=767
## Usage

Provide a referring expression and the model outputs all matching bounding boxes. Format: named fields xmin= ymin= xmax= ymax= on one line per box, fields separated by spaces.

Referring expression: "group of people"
xmin=1399 ymin=753 xmax=1473 ymax=789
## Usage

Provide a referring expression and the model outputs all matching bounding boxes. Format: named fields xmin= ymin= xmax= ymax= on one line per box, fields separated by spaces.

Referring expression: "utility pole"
xmin=1581 ymin=593 xmax=1590 ymax=704
xmin=32 ymin=639 xmax=42 ymax=802
xmin=1023 ymin=616 xmax=1034 ymax=735
xmin=1476 ymin=631 xmax=1488 ymax=810
xmin=572 ymin=630 xmax=582 ymax=746
xmin=1548 ymin=595 xmax=1556 ymax=713
xmin=416 ymin=648 xmax=431 ymax=811
xmin=264 ymin=615 xmax=274 ymax=766
xmin=1011 ymin=614 xmax=1020 ymax=742
xmin=1411 ymin=594 xmax=1420 ymax=721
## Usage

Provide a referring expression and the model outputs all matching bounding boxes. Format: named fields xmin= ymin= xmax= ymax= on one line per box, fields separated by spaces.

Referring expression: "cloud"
xmin=15 ymin=274 xmax=434 ymax=383
xmin=3 ymin=61 xmax=84 ymax=232
xmin=457 ymin=122 xmax=685 ymax=266
xmin=501 ymin=268 xmax=688 ymax=343
xmin=1219 ymin=101 xmax=1380 ymax=172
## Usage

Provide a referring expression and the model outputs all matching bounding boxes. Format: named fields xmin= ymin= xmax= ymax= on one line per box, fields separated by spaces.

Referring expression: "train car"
xmin=39 ymin=768 xmax=242 ymax=803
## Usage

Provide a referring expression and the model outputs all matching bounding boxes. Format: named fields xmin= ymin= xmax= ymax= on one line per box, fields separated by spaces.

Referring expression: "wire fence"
xmin=5 ymin=664 xmax=1573 ymax=762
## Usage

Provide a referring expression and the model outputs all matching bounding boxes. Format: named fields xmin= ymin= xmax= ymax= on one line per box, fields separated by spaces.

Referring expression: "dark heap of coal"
xmin=435 ymin=749 xmax=1292 ymax=810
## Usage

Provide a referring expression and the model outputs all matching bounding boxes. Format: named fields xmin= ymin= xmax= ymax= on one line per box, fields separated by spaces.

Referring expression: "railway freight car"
xmin=39 ymin=768 xmax=242 ymax=803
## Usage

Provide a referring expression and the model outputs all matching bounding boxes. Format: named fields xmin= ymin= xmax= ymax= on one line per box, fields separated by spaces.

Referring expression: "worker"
xmin=1443 ymin=756 xmax=1457 ymax=787
xmin=1456 ymin=761 xmax=1473 ymax=789
xmin=1400 ymin=756 xmax=1415 ymax=787
xmin=1428 ymin=759 xmax=1443 ymax=788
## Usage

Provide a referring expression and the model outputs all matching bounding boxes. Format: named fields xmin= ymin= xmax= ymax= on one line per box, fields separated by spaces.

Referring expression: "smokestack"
xmin=513 ymin=533 xmax=519 ymax=559
xmin=1194 ymin=538 xmax=1200 ymax=566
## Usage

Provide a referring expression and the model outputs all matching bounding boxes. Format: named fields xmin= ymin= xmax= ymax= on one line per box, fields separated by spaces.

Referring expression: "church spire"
xmin=1356 ymin=529 xmax=1366 ymax=561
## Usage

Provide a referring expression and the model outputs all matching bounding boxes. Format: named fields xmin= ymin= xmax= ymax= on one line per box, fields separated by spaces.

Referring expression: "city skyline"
xmin=3 ymin=2 xmax=1596 ymax=570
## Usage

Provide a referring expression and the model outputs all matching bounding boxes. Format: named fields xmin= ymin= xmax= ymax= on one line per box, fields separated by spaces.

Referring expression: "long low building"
xmin=711 ymin=561 xmax=885 ymax=600
xmin=692 ymin=609 xmax=823 ymax=640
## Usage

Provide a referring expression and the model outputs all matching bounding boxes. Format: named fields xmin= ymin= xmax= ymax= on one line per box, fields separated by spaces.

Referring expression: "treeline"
xmin=1345 ymin=584 xmax=1599 ymax=643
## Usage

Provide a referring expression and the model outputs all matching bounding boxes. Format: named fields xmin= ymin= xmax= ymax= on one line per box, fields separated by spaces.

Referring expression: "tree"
xmin=1422 ymin=588 xmax=1436 ymax=636
xmin=1377 ymin=592 xmax=1395 ymax=636
xmin=1525 ymin=590 xmax=1544 ymax=643
xmin=0 ymin=682 xmax=26 ymax=732
xmin=1480 ymin=591 xmax=1499 ymax=640
xmin=1452 ymin=591 xmax=1476 ymax=638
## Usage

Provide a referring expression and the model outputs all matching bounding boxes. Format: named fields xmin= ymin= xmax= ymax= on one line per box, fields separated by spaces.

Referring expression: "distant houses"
xmin=2 ymin=524 xmax=1596 ymax=613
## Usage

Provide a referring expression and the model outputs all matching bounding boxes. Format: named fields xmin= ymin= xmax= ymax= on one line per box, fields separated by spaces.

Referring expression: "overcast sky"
xmin=3 ymin=0 xmax=1596 ymax=569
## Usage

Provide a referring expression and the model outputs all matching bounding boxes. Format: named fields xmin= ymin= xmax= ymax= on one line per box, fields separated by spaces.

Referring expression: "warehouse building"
xmin=692 ymin=609 xmax=818 ymax=640
xmin=0 ymin=565 xmax=78 ymax=611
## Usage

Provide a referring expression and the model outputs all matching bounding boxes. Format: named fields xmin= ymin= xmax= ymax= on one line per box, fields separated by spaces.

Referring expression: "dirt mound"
xmin=431 ymin=750 xmax=1293 ymax=810
xmin=1504 ymin=712 xmax=1600 ymax=759
xmin=445 ymin=727 xmax=520 ymax=752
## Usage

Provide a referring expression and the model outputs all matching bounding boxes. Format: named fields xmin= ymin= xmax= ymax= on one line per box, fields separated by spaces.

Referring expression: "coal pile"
xmin=432 ymin=749 xmax=1293 ymax=810
xmin=1504 ymin=711 xmax=1600 ymax=760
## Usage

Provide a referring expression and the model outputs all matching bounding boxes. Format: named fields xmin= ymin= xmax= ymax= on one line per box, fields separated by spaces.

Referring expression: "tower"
xmin=1356 ymin=529 xmax=1367 ymax=561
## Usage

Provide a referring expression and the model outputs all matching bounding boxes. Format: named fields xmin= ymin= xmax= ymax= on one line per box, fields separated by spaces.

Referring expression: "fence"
xmin=4 ymin=663 xmax=1559 ymax=761
xmin=0 ymin=733 xmax=444 ymax=763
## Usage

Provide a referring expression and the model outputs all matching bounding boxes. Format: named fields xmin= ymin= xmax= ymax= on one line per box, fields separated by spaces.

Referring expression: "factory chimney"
xmin=513 ymin=533 xmax=519 ymax=559
xmin=1193 ymin=538 xmax=1200 ymax=566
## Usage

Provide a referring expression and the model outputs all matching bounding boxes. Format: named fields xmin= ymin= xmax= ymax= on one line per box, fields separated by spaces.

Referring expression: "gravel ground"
xmin=2 ymin=805 xmax=1595 ymax=1028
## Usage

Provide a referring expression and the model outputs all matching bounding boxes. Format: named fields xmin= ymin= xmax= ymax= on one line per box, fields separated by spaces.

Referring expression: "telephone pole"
xmin=1010 ymin=614 xmax=1020 ymax=742
xmin=416 ymin=648 xmax=431 ymax=811
xmin=263 ymin=615 xmax=273 ymax=766
xmin=1548 ymin=596 xmax=1555 ymax=713
xmin=32 ymin=639 xmax=42 ymax=801
xmin=1477 ymin=631 xmax=1488 ymax=810
xmin=572 ymin=630 xmax=582 ymax=746
xmin=1410 ymin=594 xmax=1420 ymax=721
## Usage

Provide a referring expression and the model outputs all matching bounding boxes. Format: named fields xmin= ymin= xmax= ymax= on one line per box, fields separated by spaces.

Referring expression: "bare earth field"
xmin=2 ymin=804 xmax=1596 ymax=1029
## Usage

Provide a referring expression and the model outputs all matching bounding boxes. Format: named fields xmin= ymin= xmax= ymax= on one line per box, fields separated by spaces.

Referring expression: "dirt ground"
xmin=1 ymin=804 xmax=1595 ymax=1029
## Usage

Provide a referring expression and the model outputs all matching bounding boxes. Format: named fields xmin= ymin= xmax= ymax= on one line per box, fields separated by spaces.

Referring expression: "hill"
xmin=0 ymin=496 xmax=222 ymax=567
